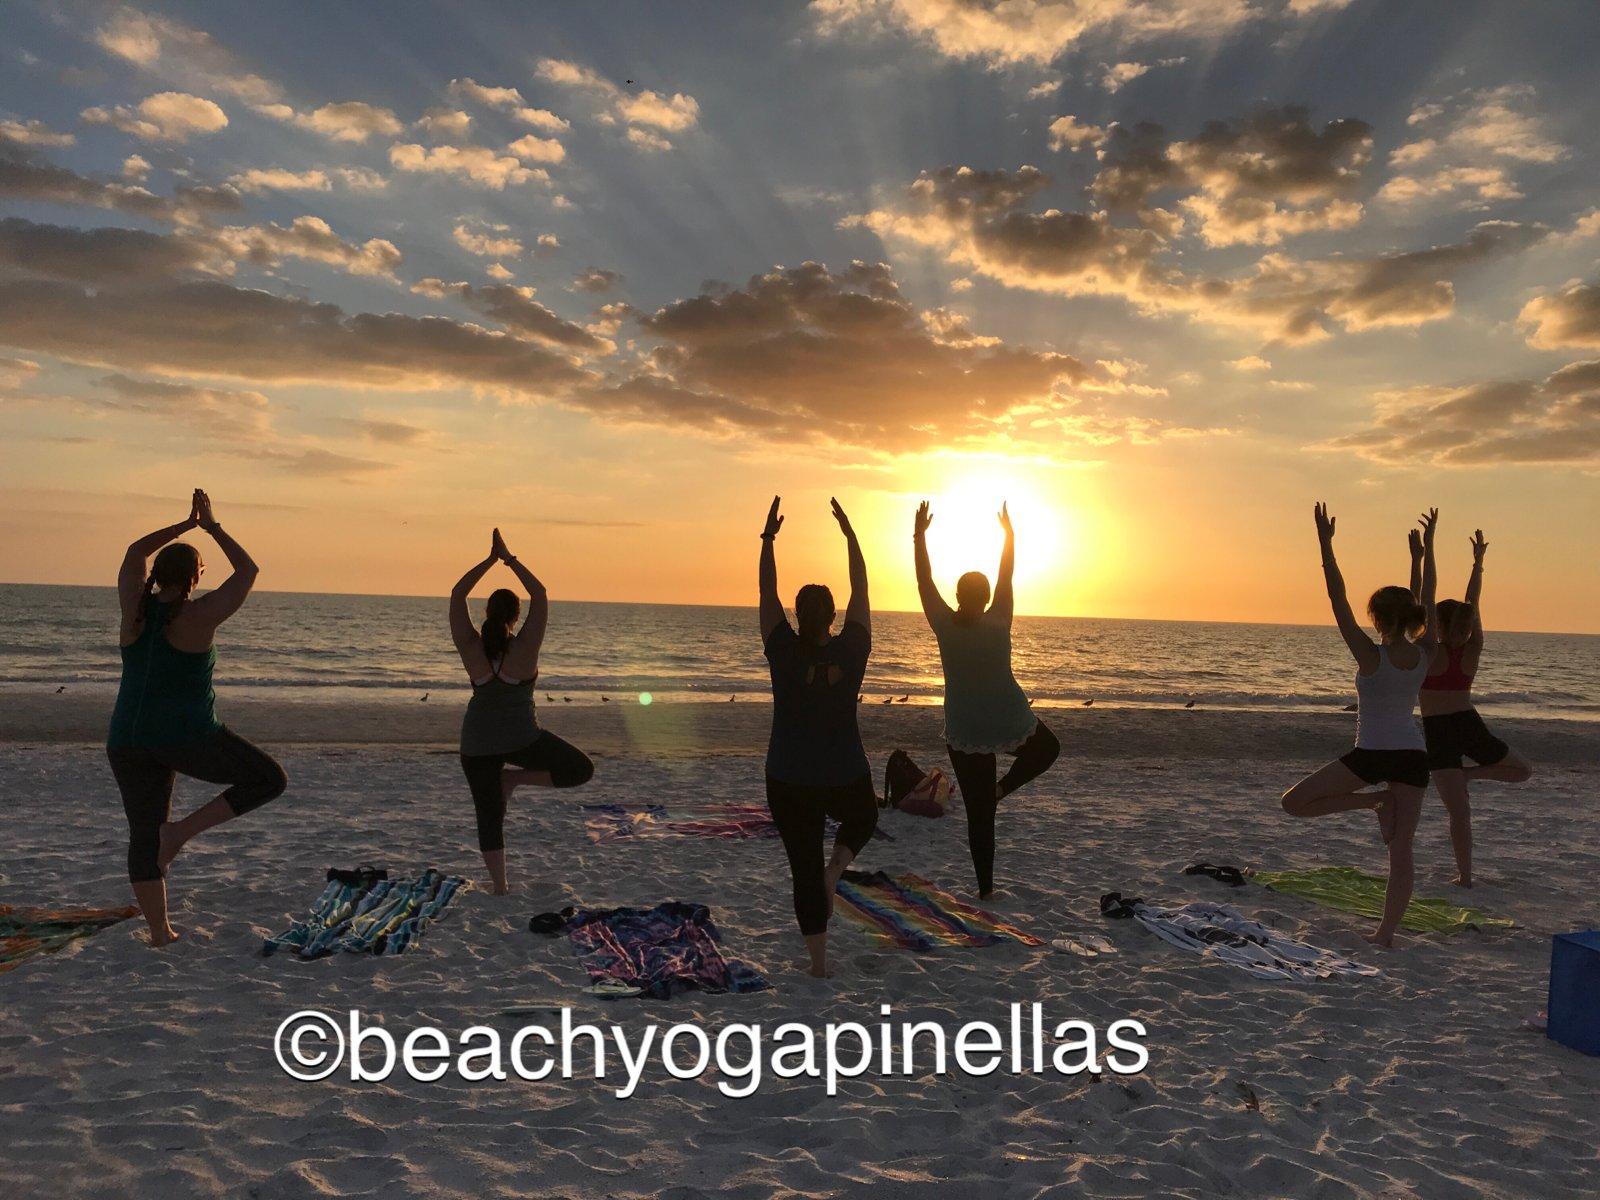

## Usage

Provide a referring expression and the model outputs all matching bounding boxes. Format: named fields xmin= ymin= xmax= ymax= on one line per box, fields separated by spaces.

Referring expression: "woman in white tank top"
xmin=1280 ymin=503 xmax=1440 ymax=949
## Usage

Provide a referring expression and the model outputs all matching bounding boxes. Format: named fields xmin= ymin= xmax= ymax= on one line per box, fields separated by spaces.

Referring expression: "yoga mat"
xmin=1254 ymin=866 xmax=1515 ymax=934
xmin=584 ymin=802 xmax=894 ymax=844
xmin=835 ymin=871 xmax=1043 ymax=951
xmin=0 ymin=903 xmax=139 ymax=974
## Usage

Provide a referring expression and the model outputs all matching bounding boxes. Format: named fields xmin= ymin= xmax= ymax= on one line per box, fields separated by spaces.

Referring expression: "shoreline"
xmin=5 ymin=689 xmax=1597 ymax=767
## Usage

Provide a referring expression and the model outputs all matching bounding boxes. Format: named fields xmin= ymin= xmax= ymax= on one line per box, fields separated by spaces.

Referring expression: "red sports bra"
xmin=1422 ymin=645 xmax=1474 ymax=691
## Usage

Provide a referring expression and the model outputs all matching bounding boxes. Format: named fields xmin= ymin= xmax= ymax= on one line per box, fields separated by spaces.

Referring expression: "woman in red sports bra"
xmin=1410 ymin=527 xmax=1533 ymax=888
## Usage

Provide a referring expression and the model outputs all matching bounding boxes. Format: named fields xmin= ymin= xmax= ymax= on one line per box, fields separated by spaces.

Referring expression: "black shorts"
xmin=1423 ymin=709 xmax=1509 ymax=772
xmin=1340 ymin=747 xmax=1429 ymax=790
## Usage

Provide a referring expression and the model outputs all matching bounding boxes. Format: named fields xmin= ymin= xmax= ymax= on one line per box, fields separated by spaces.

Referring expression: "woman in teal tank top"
xmin=450 ymin=528 xmax=593 ymax=894
xmin=914 ymin=500 xmax=1059 ymax=899
xmin=106 ymin=490 xmax=286 ymax=947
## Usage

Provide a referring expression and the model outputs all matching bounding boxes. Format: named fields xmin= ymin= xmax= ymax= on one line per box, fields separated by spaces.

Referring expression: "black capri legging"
xmin=107 ymin=725 xmax=288 ymax=882
xmin=946 ymin=719 xmax=1060 ymax=897
xmin=765 ymin=775 xmax=879 ymax=937
xmin=460 ymin=730 xmax=594 ymax=852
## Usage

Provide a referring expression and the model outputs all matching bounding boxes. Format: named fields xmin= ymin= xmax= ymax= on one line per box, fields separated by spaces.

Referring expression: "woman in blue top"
xmin=914 ymin=499 xmax=1059 ymax=899
xmin=107 ymin=489 xmax=287 ymax=947
xmin=759 ymin=495 xmax=878 ymax=978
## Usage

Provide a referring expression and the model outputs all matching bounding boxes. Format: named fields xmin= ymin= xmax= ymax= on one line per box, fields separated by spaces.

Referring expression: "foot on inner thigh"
xmin=1373 ymin=796 xmax=1396 ymax=845
xmin=156 ymin=823 xmax=186 ymax=872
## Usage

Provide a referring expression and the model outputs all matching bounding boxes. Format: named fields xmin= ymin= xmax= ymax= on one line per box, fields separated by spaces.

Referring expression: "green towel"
xmin=1254 ymin=866 xmax=1515 ymax=934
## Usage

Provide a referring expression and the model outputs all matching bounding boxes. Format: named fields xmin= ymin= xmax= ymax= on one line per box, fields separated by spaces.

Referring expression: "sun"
xmin=921 ymin=471 xmax=1069 ymax=597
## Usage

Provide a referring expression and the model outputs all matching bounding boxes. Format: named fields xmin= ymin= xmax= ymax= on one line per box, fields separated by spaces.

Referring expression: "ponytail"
xmin=1367 ymin=585 xmax=1426 ymax=640
xmin=481 ymin=588 xmax=521 ymax=665
xmin=141 ymin=543 xmax=202 ymax=624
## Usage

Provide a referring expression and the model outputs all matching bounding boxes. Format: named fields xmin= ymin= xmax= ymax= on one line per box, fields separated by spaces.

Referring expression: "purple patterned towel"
xmin=556 ymin=902 xmax=772 ymax=999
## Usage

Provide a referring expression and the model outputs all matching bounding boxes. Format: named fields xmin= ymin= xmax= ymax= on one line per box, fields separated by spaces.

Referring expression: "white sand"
xmin=2 ymin=705 xmax=1598 ymax=1199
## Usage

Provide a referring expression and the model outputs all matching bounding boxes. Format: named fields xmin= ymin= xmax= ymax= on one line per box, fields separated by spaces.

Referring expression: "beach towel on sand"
xmin=0 ymin=903 xmax=139 ymax=974
xmin=1254 ymin=866 xmax=1515 ymax=934
xmin=263 ymin=868 xmax=469 ymax=959
xmin=584 ymin=802 xmax=894 ymax=844
xmin=551 ymin=902 xmax=770 ymax=999
xmin=1102 ymin=894 xmax=1378 ymax=982
xmin=835 ymin=871 xmax=1043 ymax=951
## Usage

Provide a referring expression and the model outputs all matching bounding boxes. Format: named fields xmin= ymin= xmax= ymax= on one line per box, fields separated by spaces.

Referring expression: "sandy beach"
xmin=3 ymin=701 xmax=1598 ymax=1199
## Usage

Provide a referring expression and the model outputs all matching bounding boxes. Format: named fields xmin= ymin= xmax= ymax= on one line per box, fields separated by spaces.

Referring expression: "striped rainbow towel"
xmin=835 ymin=872 xmax=1043 ymax=951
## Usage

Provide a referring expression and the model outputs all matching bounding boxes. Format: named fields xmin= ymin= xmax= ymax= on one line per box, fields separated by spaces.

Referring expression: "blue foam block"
xmin=1547 ymin=931 xmax=1600 ymax=1057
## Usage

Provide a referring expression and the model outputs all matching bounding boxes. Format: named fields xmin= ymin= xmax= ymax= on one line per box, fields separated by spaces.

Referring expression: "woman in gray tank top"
xmin=1280 ymin=504 xmax=1440 ymax=948
xmin=450 ymin=529 xmax=593 ymax=894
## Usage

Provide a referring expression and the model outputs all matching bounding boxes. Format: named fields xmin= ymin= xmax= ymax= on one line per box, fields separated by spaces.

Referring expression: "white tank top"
xmin=1354 ymin=644 xmax=1428 ymax=750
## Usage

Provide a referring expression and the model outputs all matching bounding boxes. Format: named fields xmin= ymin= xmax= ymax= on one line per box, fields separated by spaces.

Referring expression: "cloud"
xmin=333 ymin=416 xmax=431 ymax=445
xmin=257 ymin=100 xmax=403 ymax=143
xmin=1325 ymin=360 xmax=1600 ymax=466
xmin=1379 ymin=85 xmax=1565 ymax=212
xmin=0 ymin=118 xmax=75 ymax=148
xmin=847 ymin=163 xmax=1545 ymax=341
xmin=213 ymin=216 xmax=403 ymax=279
xmin=1047 ymin=115 xmax=1107 ymax=152
xmin=388 ymin=143 xmax=547 ymax=189
xmin=1100 ymin=61 xmax=1150 ymax=92
xmin=94 ymin=7 xmax=281 ymax=103
xmin=91 ymin=372 xmax=273 ymax=440
xmin=0 ymin=216 xmax=215 ymax=282
xmin=508 ymin=133 xmax=566 ymax=164
xmin=447 ymin=78 xmax=569 ymax=132
xmin=807 ymin=0 xmax=1261 ymax=67
xmin=453 ymin=221 xmax=523 ymax=258
xmin=411 ymin=278 xmax=611 ymax=353
xmin=1091 ymin=106 xmax=1373 ymax=246
xmin=571 ymin=259 xmax=1146 ymax=452
xmin=226 ymin=166 xmax=384 ymax=193
xmin=1519 ymin=282 xmax=1600 ymax=351
xmin=0 ymin=276 xmax=595 ymax=398
xmin=485 ymin=263 xmax=514 ymax=281
xmin=535 ymin=58 xmax=699 ymax=149
xmin=416 ymin=107 xmax=473 ymax=139
xmin=1228 ymin=355 xmax=1271 ymax=370
xmin=572 ymin=268 xmax=624 ymax=294
xmin=122 ymin=154 xmax=151 ymax=180
xmin=82 ymin=91 xmax=229 ymax=142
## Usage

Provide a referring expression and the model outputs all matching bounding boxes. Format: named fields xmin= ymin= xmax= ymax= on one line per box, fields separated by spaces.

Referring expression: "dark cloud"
xmin=0 ymin=277 xmax=595 ymax=397
xmin=0 ymin=134 xmax=243 ymax=224
xmin=1519 ymin=281 xmax=1600 ymax=351
xmin=572 ymin=268 xmax=624 ymax=294
xmin=411 ymin=279 xmax=612 ymax=354
xmin=1326 ymin=360 xmax=1600 ymax=466
xmin=0 ymin=217 xmax=214 ymax=282
xmin=570 ymin=260 xmax=1114 ymax=450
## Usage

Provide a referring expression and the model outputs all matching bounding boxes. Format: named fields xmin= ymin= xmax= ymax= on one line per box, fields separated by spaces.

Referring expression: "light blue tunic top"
xmin=929 ymin=608 xmax=1038 ymax=753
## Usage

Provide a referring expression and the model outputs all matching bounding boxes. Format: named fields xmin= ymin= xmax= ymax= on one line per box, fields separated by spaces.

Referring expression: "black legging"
xmin=460 ymin=729 xmax=594 ymax=852
xmin=107 ymin=725 xmax=288 ymax=882
xmin=765 ymin=775 xmax=879 ymax=936
xmin=946 ymin=719 xmax=1060 ymax=897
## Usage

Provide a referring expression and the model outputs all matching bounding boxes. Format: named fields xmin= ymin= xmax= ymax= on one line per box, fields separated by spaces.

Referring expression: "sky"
xmin=1 ymin=0 xmax=1597 ymax=631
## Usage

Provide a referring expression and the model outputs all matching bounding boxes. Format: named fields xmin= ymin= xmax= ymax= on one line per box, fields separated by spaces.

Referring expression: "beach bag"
xmin=882 ymin=750 xmax=949 ymax=818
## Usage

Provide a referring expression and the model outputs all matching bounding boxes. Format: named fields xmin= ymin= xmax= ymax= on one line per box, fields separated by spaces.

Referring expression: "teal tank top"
xmin=107 ymin=599 xmax=222 ymax=750
xmin=460 ymin=673 xmax=540 ymax=757
xmin=930 ymin=609 xmax=1037 ymax=753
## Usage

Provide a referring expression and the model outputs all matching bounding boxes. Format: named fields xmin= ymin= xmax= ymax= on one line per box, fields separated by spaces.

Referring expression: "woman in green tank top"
xmin=450 ymin=528 xmax=593 ymax=894
xmin=106 ymin=490 xmax=287 ymax=947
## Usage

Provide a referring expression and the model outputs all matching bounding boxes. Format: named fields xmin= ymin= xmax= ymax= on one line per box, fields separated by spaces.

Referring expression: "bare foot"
xmin=1363 ymin=930 xmax=1395 ymax=949
xmin=805 ymin=960 xmax=834 ymax=979
xmin=1373 ymin=798 xmax=1396 ymax=845
xmin=156 ymin=823 xmax=186 ymax=871
xmin=1451 ymin=875 xmax=1473 ymax=889
xmin=148 ymin=925 xmax=182 ymax=948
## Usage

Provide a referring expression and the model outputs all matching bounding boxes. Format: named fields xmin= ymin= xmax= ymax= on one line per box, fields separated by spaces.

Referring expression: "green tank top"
xmin=107 ymin=599 xmax=222 ymax=750
xmin=460 ymin=672 xmax=540 ymax=757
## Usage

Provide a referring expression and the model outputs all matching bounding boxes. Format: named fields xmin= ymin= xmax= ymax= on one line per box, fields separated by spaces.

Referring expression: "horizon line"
xmin=2 ymin=580 xmax=1595 ymax=639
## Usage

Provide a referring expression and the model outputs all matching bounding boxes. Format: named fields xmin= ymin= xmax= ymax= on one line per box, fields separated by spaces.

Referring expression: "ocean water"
xmin=1 ymin=584 xmax=1596 ymax=719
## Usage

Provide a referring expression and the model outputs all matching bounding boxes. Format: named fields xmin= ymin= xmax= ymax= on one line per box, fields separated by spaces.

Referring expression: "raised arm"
xmin=1417 ymin=507 xmax=1440 ymax=652
xmin=496 ymin=528 xmax=550 ymax=659
xmin=1464 ymin=528 xmax=1486 ymax=651
xmin=991 ymin=501 xmax=1015 ymax=621
xmin=758 ymin=496 xmax=785 ymax=641
xmin=1315 ymin=502 xmax=1376 ymax=669
xmin=831 ymin=497 xmax=869 ymax=631
xmin=450 ymin=536 xmax=499 ymax=663
xmin=913 ymin=501 xmax=952 ymax=623
xmin=1407 ymin=528 xmax=1423 ymax=600
xmin=184 ymin=491 xmax=259 ymax=630
xmin=117 ymin=498 xmax=200 ymax=622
